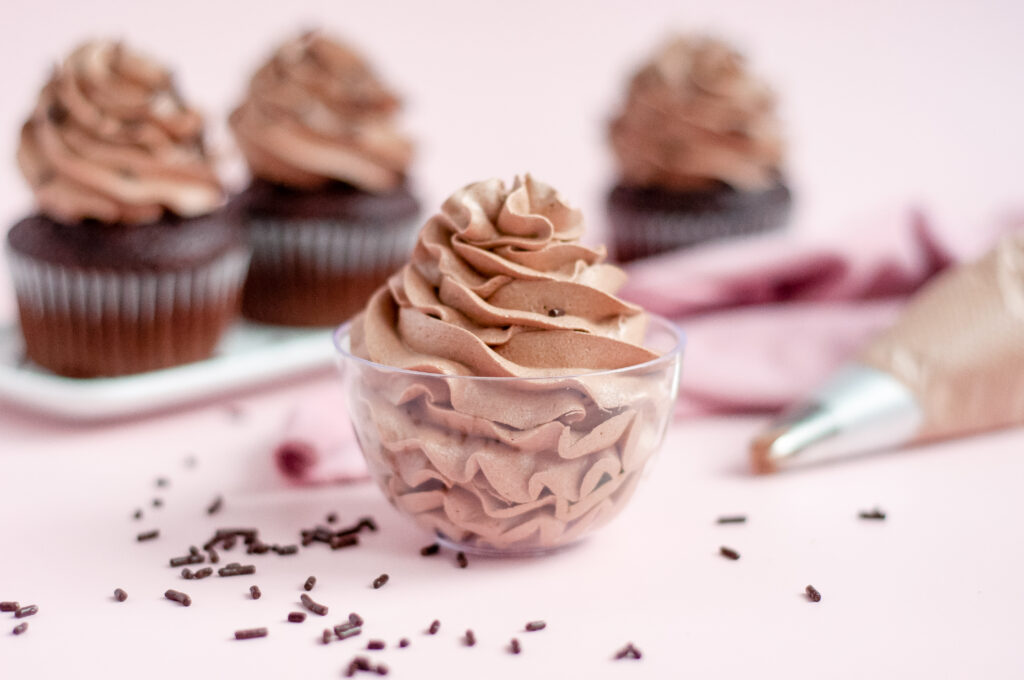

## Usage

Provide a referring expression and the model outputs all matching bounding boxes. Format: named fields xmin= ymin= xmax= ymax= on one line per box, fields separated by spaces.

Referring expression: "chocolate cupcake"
xmin=607 ymin=35 xmax=791 ymax=262
xmin=6 ymin=40 xmax=247 ymax=378
xmin=229 ymin=31 xmax=420 ymax=326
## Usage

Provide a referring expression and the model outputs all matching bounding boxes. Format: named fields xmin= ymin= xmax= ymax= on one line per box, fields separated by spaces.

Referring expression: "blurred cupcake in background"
xmin=607 ymin=34 xmax=791 ymax=263
xmin=229 ymin=30 xmax=420 ymax=326
xmin=6 ymin=40 xmax=247 ymax=377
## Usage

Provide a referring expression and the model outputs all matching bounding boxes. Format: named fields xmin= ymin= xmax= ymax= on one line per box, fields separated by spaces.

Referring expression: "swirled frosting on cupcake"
xmin=610 ymin=34 xmax=784 ymax=192
xmin=230 ymin=31 xmax=413 ymax=193
xmin=348 ymin=176 xmax=672 ymax=549
xmin=17 ymin=40 xmax=223 ymax=225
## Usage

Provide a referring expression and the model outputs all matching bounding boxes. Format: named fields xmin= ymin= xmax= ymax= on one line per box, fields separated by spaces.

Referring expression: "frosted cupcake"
xmin=607 ymin=34 xmax=791 ymax=262
xmin=229 ymin=31 xmax=420 ymax=326
xmin=336 ymin=176 xmax=683 ymax=553
xmin=6 ymin=41 xmax=247 ymax=378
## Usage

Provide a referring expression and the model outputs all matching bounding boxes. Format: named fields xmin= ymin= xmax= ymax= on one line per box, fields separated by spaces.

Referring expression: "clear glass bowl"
xmin=333 ymin=315 xmax=684 ymax=556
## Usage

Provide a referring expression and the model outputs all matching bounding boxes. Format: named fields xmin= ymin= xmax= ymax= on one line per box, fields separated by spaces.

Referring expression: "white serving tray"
xmin=0 ymin=321 xmax=337 ymax=421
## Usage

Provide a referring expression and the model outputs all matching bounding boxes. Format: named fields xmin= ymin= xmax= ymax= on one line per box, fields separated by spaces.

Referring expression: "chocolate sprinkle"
xmin=15 ymin=605 xmax=38 ymax=618
xmin=304 ymin=576 xmax=317 ymax=591
xmin=547 ymin=308 xmax=565 ymax=317
xmin=114 ymin=588 xmax=127 ymax=602
xmin=464 ymin=629 xmax=476 ymax=647
xmin=367 ymin=639 xmax=385 ymax=650
xmin=614 ymin=643 xmax=643 ymax=660
xmin=510 ymin=638 xmax=521 ymax=654
xmin=525 ymin=620 xmax=546 ymax=632
xmin=300 ymin=593 xmax=328 ymax=616
xmin=12 ymin=622 xmax=28 ymax=636
xmin=137 ymin=530 xmax=159 ymax=542
xmin=322 ymin=628 xmax=333 ymax=644
xmin=164 ymin=590 xmax=191 ymax=607
xmin=156 ymin=477 xmax=169 ymax=488
xmin=273 ymin=544 xmax=298 ymax=556
xmin=169 ymin=554 xmax=204 ymax=567
xmin=152 ymin=498 xmax=163 ymax=508
xmin=456 ymin=552 xmax=468 ymax=569
xmin=331 ymin=535 xmax=359 ymax=550
xmin=349 ymin=612 xmax=364 ymax=626
xmin=428 ymin=619 xmax=440 ymax=635
xmin=208 ymin=548 xmax=220 ymax=564
xmin=207 ymin=496 xmax=223 ymax=515
xmin=234 ymin=627 xmax=267 ymax=640
xmin=720 ymin=546 xmax=740 ymax=560
xmin=133 ymin=509 xmax=142 ymax=520
xmin=193 ymin=567 xmax=213 ymax=579
xmin=337 ymin=626 xmax=362 ymax=641
xmin=375 ymin=664 xmax=389 ymax=676
xmin=0 ymin=601 xmax=18 ymax=612
xmin=181 ymin=568 xmax=194 ymax=580
xmin=398 ymin=638 xmax=409 ymax=648
xmin=420 ymin=543 xmax=440 ymax=556
xmin=859 ymin=508 xmax=887 ymax=520
xmin=218 ymin=565 xmax=255 ymax=577
xmin=326 ymin=513 xmax=338 ymax=524
xmin=250 ymin=585 xmax=261 ymax=600
xmin=372 ymin=574 xmax=389 ymax=589
xmin=288 ymin=612 xmax=307 ymax=623
xmin=717 ymin=515 xmax=747 ymax=524
xmin=806 ymin=585 xmax=822 ymax=602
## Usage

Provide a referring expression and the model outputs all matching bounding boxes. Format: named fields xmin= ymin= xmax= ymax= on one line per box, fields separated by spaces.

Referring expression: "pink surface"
xmin=3 ymin=0 xmax=1024 ymax=677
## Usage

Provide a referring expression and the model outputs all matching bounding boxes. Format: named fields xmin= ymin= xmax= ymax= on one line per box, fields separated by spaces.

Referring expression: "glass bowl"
xmin=333 ymin=315 xmax=684 ymax=556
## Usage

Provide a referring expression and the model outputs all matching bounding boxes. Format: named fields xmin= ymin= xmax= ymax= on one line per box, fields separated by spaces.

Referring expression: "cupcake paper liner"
xmin=7 ymin=248 xmax=250 ymax=377
xmin=242 ymin=217 xmax=419 ymax=326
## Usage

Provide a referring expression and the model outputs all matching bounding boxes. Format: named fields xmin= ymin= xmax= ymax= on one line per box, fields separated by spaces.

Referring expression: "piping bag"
xmin=752 ymin=233 xmax=1024 ymax=473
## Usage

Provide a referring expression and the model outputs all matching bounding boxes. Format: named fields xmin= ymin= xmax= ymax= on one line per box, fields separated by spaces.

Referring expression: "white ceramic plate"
xmin=0 ymin=321 xmax=336 ymax=421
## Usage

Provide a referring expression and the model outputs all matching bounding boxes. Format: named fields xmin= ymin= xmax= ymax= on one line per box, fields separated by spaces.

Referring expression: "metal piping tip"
xmin=749 ymin=364 xmax=923 ymax=474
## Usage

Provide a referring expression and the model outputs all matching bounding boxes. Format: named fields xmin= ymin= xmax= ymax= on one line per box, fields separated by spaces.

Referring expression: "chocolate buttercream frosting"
xmin=230 ymin=31 xmax=413 ymax=193
xmin=610 ymin=34 xmax=784 ymax=192
xmin=347 ymin=176 xmax=676 ymax=549
xmin=17 ymin=40 xmax=222 ymax=225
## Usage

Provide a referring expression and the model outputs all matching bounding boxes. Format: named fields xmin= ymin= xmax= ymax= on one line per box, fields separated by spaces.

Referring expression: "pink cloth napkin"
xmin=274 ymin=382 xmax=366 ymax=485
xmin=619 ymin=205 xmax=1019 ymax=416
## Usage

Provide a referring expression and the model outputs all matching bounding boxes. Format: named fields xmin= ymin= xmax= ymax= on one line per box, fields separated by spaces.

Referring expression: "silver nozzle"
xmin=751 ymin=363 xmax=923 ymax=473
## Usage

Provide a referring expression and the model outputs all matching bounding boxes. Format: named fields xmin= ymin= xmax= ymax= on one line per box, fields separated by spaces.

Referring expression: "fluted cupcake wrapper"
xmin=242 ymin=218 xmax=419 ymax=326
xmin=7 ymin=248 xmax=250 ymax=377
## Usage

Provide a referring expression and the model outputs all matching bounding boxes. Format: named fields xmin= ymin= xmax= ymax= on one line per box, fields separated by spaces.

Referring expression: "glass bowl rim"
xmin=332 ymin=313 xmax=685 ymax=383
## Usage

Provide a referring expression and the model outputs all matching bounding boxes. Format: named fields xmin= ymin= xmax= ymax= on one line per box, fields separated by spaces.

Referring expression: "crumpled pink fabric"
xmin=274 ymin=382 xmax=367 ymax=485
xmin=618 ymin=206 xmax=1020 ymax=416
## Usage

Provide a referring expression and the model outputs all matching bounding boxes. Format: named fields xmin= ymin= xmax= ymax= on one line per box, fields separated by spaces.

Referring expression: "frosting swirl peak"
xmin=610 ymin=34 xmax=784 ymax=192
xmin=230 ymin=31 xmax=413 ymax=193
xmin=17 ymin=40 xmax=223 ymax=225
xmin=353 ymin=175 xmax=656 ymax=377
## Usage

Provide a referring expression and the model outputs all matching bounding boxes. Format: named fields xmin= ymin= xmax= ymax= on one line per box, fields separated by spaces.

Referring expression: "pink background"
xmin=3 ymin=0 xmax=1024 ymax=677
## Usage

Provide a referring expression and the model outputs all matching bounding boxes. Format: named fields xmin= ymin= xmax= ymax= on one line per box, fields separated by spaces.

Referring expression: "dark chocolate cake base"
xmin=606 ymin=181 xmax=792 ymax=263
xmin=231 ymin=179 xmax=420 ymax=327
xmin=6 ymin=213 xmax=248 ymax=378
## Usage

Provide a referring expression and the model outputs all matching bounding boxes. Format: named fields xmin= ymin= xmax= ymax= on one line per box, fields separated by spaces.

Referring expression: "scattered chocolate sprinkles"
xmin=428 ymin=620 xmax=440 ymax=635
xmin=169 ymin=554 xmax=204 ymax=567
xmin=548 ymin=308 xmax=565 ymax=317
xmin=398 ymin=638 xmax=409 ymax=648
xmin=525 ymin=620 xmax=546 ymax=632
xmin=137 ymin=530 xmax=159 ymax=542
xmin=194 ymin=567 xmax=213 ymax=580
xmin=859 ymin=508 xmax=886 ymax=520
xmin=181 ymin=568 xmax=194 ymax=580
xmin=456 ymin=552 xmax=468 ymax=569
xmin=273 ymin=544 xmax=298 ymax=556
xmin=300 ymin=593 xmax=328 ymax=616
xmin=717 ymin=515 xmax=747 ymax=524
xmin=510 ymin=638 xmax=521 ymax=654
xmin=806 ymin=585 xmax=822 ymax=602
xmin=336 ymin=625 xmax=362 ymax=641
xmin=322 ymin=628 xmax=333 ymax=644
xmin=13 ymin=622 xmax=28 ymax=635
xmin=250 ymin=585 xmax=261 ymax=600
xmin=331 ymin=535 xmax=359 ymax=550
xmin=152 ymin=498 xmax=163 ymax=508
xmin=420 ymin=543 xmax=440 ymax=556
xmin=372 ymin=574 xmax=389 ymax=589
xmin=288 ymin=612 xmax=307 ymax=623
xmin=114 ymin=588 xmax=127 ymax=602
xmin=156 ymin=477 xmax=169 ymax=488
xmin=345 ymin=656 xmax=373 ymax=677
xmin=207 ymin=496 xmax=223 ymax=515
xmin=0 ymin=601 xmax=19 ymax=612
xmin=720 ymin=546 xmax=740 ymax=560
xmin=234 ymin=627 xmax=267 ymax=640
xmin=367 ymin=639 xmax=385 ymax=650
xmin=615 ymin=643 xmax=643 ymax=660
xmin=327 ymin=513 xmax=338 ymax=524
xmin=15 ymin=605 xmax=37 ymax=618
xmin=164 ymin=590 xmax=191 ymax=607
xmin=464 ymin=629 xmax=476 ymax=646
xmin=218 ymin=564 xmax=255 ymax=577
xmin=208 ymin=548 xmax=220 ymax=564
xmin=349 ymin=612 xmax=364 ymax=626
xmin=304 ymin=576 xmax=317 ymax=591
xmin=133 ymin=509 xmax=143 ymax=520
